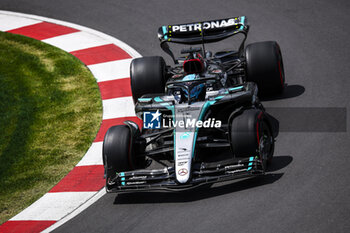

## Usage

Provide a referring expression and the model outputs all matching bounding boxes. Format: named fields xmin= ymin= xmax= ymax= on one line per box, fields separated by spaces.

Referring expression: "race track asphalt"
xmin=1 ymin=0 xmax=349 ymax=232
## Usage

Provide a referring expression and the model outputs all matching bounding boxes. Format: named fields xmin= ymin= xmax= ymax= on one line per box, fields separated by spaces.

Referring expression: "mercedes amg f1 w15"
xmin=103 ymin=16 xmax=284 ymax=192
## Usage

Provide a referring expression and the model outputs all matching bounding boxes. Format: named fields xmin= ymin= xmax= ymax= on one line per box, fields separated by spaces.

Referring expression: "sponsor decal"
xmin=211 ymin=69 xmax=223 ymax=74
xmin=178 ymin=161 xmax=188 ymax=166
xmin=180 ymin=132 xmax=191 ymax=140
xmin=143 ymin=110 xmax=161 ymax=129
xmin=129 ymin=176 xmax=147 ymax=180
xmin=226 ymin=169 xmax=247 ymax=174
xmin=171 ymin=18 xmax=238 ymax=33
xmin=177 ymin=107 xmax=200 ymax=112
xmin=224 ymin=164 xmax=244 ymax=170
xmin=178 ymin=168 xmax=188 ymax=176
xmin=126 ymin=181 xmax=147 ymax=185
xmin=178 ymin=154 xmax=190 ymax=158
xmin=177 ymin=158 xmax=190 ymax=161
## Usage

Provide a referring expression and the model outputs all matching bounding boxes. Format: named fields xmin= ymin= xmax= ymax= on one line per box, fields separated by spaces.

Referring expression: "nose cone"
xmin=173 ymin=102 xmax=204 ymax=184
xmin=176 ymin=163 xmax=191 ymax=183
xmin=174 ymin=131 xmax=194 ymax=184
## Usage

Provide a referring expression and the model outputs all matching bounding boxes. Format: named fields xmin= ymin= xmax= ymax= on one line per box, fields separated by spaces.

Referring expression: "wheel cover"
xmin=259 ymin=125 xmax=273 ymax=169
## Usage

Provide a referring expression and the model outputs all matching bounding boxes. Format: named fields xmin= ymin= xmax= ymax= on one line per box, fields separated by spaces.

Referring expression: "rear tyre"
xmin=230 ymin=109 xmax=274 ymax=169
xmin=245 ymin=41 xmax=285 ymax=95
xmin=103 ymin=125 xmax=144 ymax=180
xmin=130 ymin=56 xmax=166 ymax=103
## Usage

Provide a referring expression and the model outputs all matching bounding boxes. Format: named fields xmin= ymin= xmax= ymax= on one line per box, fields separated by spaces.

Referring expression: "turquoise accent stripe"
xmin=162 ymin=26 xmax=167 ymax=34
xmin=120 ymin=172 xmax=125 ymax=177
xmin=223 ymin=86 xmax=244 ymax=94
xmin=121 ymin=177 xmax=125 ymax=181
xmin=138 ymin=98 xmax=152 ymax=102
xmin=229 ymin=86 xmax=243 ymax=91
xmin=173 ymin=129 xmax=176 ymax=160
xmin=182 ymin=74 xmax=196 ymax=81
xmin=198 ymin=100 xmax=216 ymax=121
xmin=192 ymin=133 xmax=199 ymax=157
xmin=214 ymin=95 xmax=224 ymax=101
xmin=154 ymin=97 xmax=163 ymax=102
xmin=247 ymin=156 xmax=253 ymax=171
xmin=160 ymin=103 xmax=174 ymax=112
xmin=162 ymin=26 xmax=168 ymax=40
xmin=240 ymin=16 xmax=245 ymax=30
xmin=121 ymin=182 xmax=125 ymax=186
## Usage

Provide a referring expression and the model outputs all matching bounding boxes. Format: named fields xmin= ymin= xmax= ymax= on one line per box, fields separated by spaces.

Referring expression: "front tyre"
xmin=230 ymin=109 xmax=274 ymax=170
xmin=103 ymin=125 xmax=144 ymax=181
xmin=245 ymin=41 xmax=285 ymax=95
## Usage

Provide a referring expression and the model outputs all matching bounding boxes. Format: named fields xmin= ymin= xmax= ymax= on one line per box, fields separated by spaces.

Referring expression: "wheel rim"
xmin=259 ymin=124 xmax=273 ymax=170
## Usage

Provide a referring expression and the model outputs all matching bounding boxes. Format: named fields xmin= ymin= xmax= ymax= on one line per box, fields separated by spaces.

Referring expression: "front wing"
xmin=106 ymin=156 xmax=264 ymax=193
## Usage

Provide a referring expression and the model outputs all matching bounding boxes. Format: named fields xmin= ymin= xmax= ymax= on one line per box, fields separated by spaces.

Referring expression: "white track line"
xmin=102 ymin=96 xmax=136 ymax=120
xmin=88 ymin=58 xmax=133 ymax=82
xmin=41 ymin=189 xmax=107 ymax=233
xmin=11 ymin=192 xmax=96 ymax=221
xmin=0 ymin=14 xmax=41 ymax=31
xmin=76 ymin=142 xmax=103 ymax=166
xmin=43 ymin=31 xmax=110 ymax=52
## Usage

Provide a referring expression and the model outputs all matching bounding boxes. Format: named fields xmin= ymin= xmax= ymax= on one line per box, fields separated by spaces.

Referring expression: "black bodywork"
xmin=107 ymin=84 xmax=278 ymax=193
xmin=106 ymin=16 xmax=280 ymax=193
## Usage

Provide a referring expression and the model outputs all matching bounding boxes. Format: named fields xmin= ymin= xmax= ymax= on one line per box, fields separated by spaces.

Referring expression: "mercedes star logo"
xmin=178 ymin=168 xmax=188 ymax=176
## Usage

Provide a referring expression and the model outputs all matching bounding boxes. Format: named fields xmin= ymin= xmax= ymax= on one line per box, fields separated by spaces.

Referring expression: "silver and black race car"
xmin=103 ymin=16 xmax=284 ymax=192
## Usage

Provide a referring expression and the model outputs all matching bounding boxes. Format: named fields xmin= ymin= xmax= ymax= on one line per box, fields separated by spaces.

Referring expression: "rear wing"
xmin=158 ymin=16 xmax=248 ymax=44
xmin=158 ymin=16 xmax=249 ymax=63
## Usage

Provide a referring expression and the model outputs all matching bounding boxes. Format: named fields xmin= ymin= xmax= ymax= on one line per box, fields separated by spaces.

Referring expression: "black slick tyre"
xmin=230 ymin=109 xmax=274 ymax=169
xmin=130 ymin=56 xmax=166 ymax=103
xmin=103 ymin=125 xmax=137 ymax=180
xmin=245 ymin=41 xmax=285 ymax=95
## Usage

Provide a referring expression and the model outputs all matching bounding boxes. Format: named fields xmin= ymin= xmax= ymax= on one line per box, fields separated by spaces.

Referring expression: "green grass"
xmin=0 ymin=32 xmax=102 ymax=224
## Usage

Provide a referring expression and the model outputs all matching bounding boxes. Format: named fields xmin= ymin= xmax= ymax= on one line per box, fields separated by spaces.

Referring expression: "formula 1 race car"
xmin=103 ymin=16 xmax=284 ymax=192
